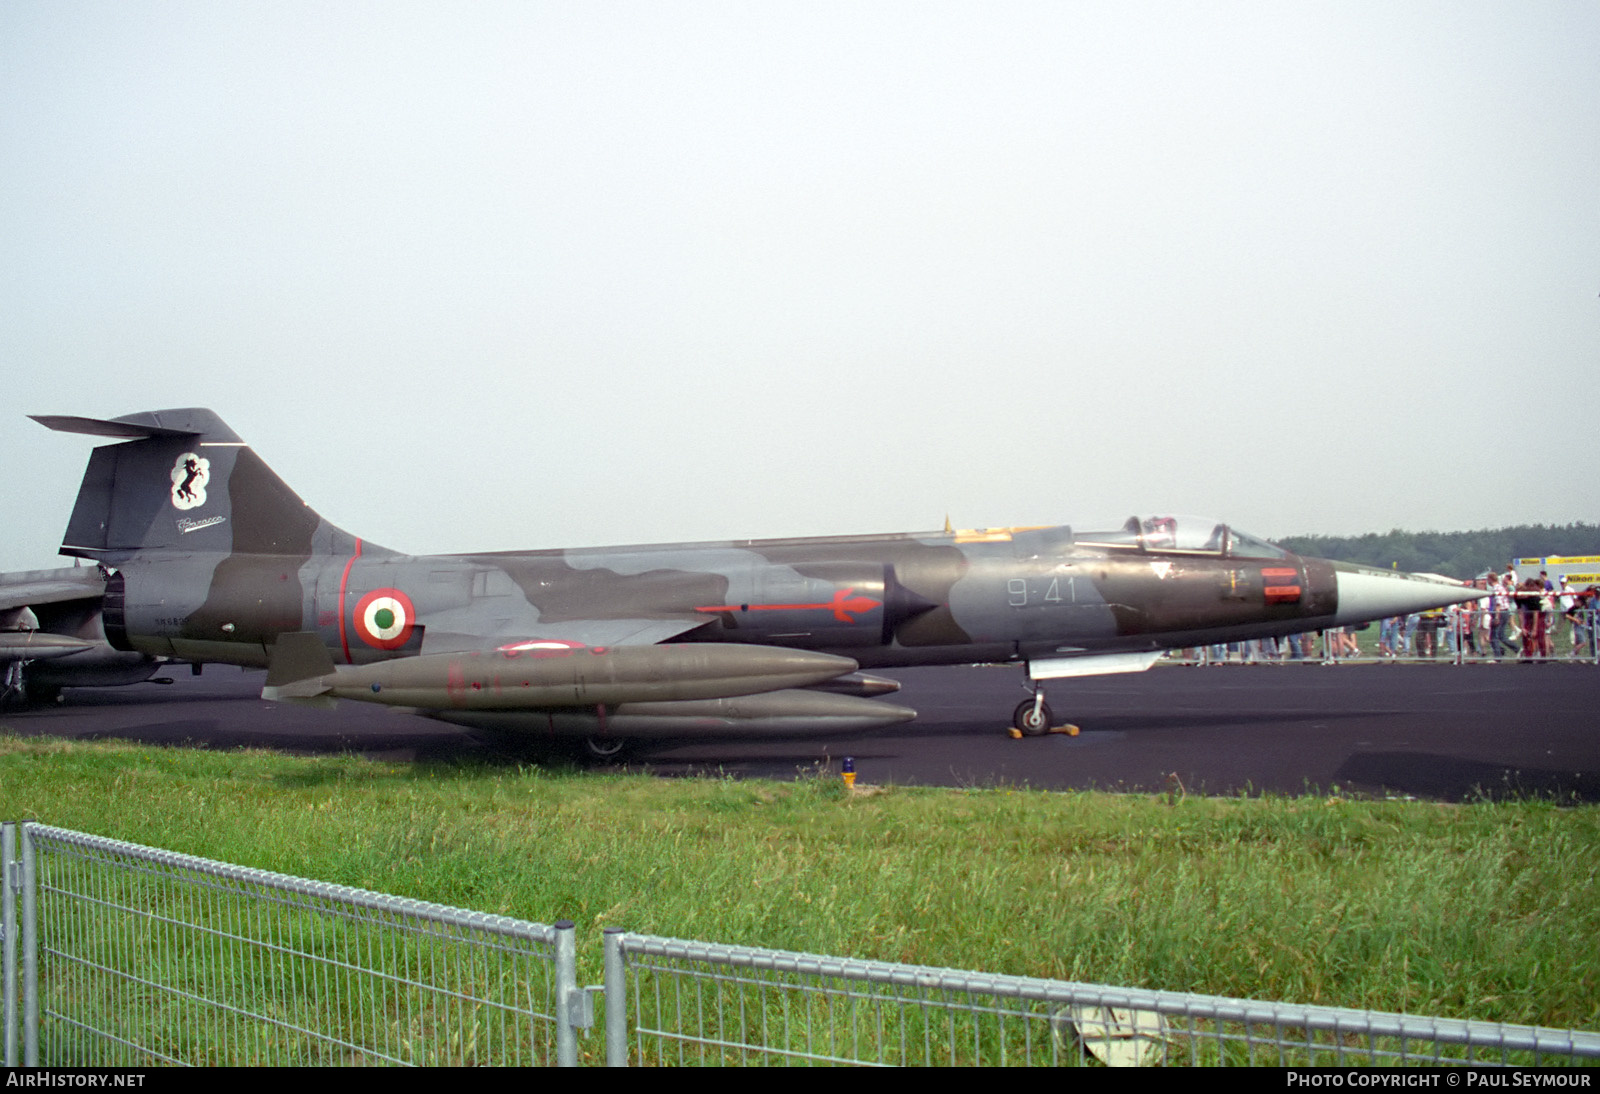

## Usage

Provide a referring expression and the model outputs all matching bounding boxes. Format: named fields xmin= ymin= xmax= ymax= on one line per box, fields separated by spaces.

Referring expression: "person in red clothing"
xmin=1517 ymin=578 xmax=1550 ymax=660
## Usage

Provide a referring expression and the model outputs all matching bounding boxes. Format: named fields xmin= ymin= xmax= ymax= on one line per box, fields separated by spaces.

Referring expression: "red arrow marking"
xmin=828 ymin=588 xmax=882 ymax=622
xmin=694 ymin=587 xmax=883 ymax=624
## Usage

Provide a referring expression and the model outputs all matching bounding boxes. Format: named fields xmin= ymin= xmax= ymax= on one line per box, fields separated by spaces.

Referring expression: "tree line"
xmin=1275 ymin=524 xmax=1600 ymax=581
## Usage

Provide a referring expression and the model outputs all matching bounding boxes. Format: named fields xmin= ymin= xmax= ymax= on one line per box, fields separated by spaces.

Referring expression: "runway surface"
xmin=3 ymin=662 xmax=1596 ymax=801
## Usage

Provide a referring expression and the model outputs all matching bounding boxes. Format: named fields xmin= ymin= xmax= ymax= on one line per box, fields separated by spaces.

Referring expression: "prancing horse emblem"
xmin=170 ymin=452 xmax=210 ymax=511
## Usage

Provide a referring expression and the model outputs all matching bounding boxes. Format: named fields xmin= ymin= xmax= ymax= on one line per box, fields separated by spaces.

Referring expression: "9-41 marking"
xmin=1007 ymin=576 xmax=1077 ymax=607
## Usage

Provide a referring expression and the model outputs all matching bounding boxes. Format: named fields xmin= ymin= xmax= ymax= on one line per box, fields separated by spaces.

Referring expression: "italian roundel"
xmin=353 ymin=588 xmax=416 ymax=650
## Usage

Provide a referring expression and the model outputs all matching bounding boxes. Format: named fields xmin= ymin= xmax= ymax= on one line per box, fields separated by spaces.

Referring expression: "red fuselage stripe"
xmin=338 ymin=538 xmax=363 ymax=664
xmin=694 ymin=588 xmax=882 ymax=624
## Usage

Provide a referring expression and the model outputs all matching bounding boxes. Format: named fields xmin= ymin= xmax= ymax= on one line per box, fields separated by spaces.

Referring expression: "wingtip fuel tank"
xmin=265 ymin=635 xmax=861 ymax=710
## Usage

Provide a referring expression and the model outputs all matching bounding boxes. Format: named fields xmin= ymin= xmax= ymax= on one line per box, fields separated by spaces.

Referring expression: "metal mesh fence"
xmin=603 ymin=933 xmax=1600 ymax=1067
xmin=14 ymin=823 xmax=575 ymax=1066
xmin=9 ymin=826 xmax=1600 ymax=1067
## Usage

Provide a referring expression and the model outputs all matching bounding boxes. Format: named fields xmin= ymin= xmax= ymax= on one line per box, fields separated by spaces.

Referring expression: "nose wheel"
xmin=1013 ymin=694 xmax=1054 ymax=736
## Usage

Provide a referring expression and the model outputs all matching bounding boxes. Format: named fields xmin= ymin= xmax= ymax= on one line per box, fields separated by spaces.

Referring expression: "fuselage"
xmin=100 ymin=518 xmax=1342 ymax=670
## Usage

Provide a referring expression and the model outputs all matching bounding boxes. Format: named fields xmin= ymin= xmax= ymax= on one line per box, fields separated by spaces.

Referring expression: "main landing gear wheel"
xmin=1013 ymin=698 xmax=1054 ymax=736
xmin=583 ymin=736 xmax=629 ymax=761
xmin=26 ymin=683 xmax=63 ymax=707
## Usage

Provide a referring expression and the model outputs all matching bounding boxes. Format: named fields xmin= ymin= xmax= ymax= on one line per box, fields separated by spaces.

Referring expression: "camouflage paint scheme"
xmin=29 ymin=409 xmax=1479 ymax=742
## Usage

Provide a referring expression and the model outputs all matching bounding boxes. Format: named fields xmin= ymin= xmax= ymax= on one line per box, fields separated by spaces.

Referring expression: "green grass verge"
xmin=2 ymin=732 xmax=1596 ymax=1032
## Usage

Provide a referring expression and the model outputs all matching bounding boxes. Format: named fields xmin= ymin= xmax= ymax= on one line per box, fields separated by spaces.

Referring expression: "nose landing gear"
xmin=1010 ymin=684 xmax=1080 ymax=739
xmin=1012 ymin=692 xmax=1054 ymax=736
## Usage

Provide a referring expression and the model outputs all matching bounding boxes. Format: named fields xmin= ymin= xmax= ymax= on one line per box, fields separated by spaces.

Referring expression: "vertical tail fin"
xmin=33 ymin=409 xmax=367 ymax=563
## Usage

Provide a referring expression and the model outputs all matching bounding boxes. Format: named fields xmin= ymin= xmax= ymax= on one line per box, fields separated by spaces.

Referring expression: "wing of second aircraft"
xmin=0 ymin=568 xmax=107 ymax=613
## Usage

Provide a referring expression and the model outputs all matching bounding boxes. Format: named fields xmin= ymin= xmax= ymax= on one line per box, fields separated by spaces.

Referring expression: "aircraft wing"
xmin=0 ymin=568 xmax=107 ymax=612
xmin=417 ymin=615 xmax=714 ymax=655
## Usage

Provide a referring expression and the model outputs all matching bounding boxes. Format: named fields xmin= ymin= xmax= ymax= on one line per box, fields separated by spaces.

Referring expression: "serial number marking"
xmin=1007 ymin=576 xmax=1077 ymax=607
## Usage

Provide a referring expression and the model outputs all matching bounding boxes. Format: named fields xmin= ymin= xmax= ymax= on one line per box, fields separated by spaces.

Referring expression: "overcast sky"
xmin=3 ymin=2 xmax=1596 ymax=572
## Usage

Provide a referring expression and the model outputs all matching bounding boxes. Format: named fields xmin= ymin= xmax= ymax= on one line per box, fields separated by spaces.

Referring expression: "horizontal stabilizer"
xmin=31 ymin=409 xmax=241 ymax=441
xmin=31 ymin=415 xmax=194 ymax=439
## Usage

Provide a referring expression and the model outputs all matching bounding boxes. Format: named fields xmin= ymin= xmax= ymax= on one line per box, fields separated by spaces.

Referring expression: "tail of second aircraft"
xmin=34 ymin=409 xmax=368 ymax=564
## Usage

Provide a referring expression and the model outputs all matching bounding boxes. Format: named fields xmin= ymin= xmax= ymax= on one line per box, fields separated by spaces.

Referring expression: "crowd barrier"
xmin=1177 ymin=608 xmax=1599 ymax=665
xmin=6 ymin=822 xmax=1599 ymax=1067
xmin=3 ymin=823 xmax=577 ymax=1066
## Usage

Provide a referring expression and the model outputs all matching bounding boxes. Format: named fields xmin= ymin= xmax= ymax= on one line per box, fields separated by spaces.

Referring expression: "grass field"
xmin=2 ymin=731 xmax=1596 ymax=1033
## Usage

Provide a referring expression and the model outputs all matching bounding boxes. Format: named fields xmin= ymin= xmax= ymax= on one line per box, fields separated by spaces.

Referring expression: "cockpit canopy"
xmin=1075 ymin=516 xmax=1289 ymax=559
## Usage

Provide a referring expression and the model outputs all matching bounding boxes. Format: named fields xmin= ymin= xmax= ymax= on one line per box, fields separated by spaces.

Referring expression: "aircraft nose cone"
xmin=1331 ymin=566 xmax=1483 ymax=626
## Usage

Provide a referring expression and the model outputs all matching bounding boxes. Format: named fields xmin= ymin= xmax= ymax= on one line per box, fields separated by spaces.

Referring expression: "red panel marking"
xmin=1262 ymin=567 xmax=1302 ymax=604
xmin=497 ymin=639 xmax=585 ymax=657
xmin=337 ymin=538 xmax=363 ymax=664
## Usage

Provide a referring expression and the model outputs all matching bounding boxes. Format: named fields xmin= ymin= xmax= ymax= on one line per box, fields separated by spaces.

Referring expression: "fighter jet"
xmin=0 ymin=566 xmax=164 ymax=705
xmin=31 ymin=409 xmax=1479 ymax=754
